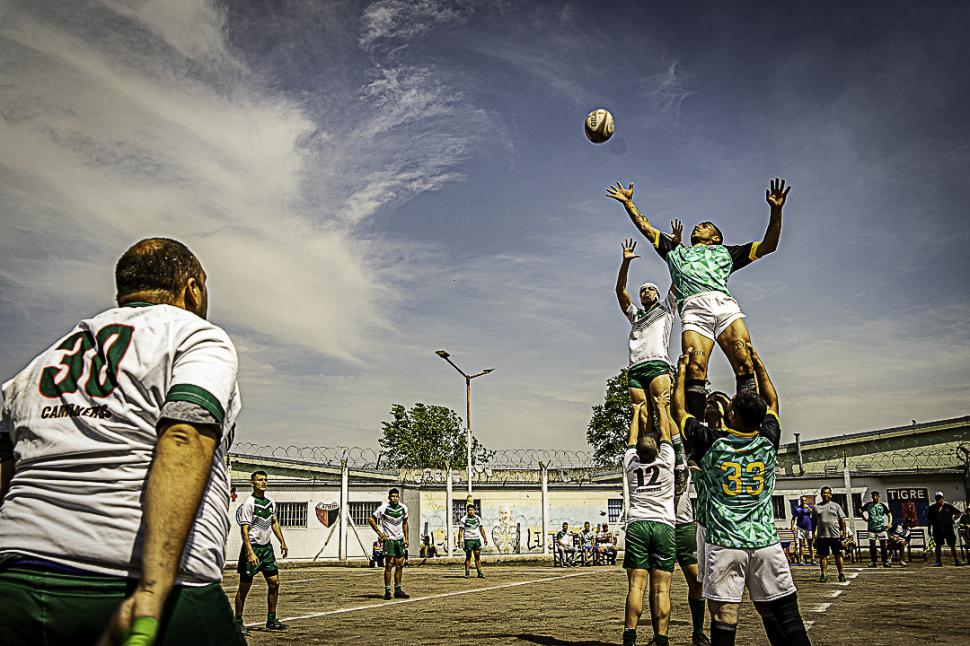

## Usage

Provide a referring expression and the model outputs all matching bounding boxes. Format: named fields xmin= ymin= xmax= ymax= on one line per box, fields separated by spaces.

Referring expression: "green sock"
xmin=689 ymin=596 xmax=706 ymax=636
xmin=652 ymin=635 xmax=669 ymax=646
xmin=267 ymin=612 xmax=276 ymax=622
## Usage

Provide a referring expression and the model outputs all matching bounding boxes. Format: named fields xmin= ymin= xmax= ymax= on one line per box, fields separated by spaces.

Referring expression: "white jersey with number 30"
xmin=0 ymin=303 xmax=241 ymax=585
xmin=624 ymin=443 xmax=676 ymax=526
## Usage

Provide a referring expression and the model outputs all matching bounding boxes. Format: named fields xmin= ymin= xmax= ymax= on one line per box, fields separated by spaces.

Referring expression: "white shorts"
xmin=868 ymin=531 xmax=889 ymax=542
xmin=695 ymin=525 xmax=707 ymax=583
xmin=795 ymin=528 xmax=812 ymax=545
xmin=679 ymin=292 xmax=745 ymax=341
xmin=703 ymin=542 xmax=796 ymax=603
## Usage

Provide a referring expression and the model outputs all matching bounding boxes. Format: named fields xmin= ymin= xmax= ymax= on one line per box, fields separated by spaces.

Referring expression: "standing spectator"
xmin=860 ymin=491 xmax=892 ymax=568
xmin=580 ymin=521 xmax=596 ymax=566
xmin=927 ymin=492 xmax=963 ymax=567
xmin=888 ymin=520 xmax=911 ymax=567
xmin=791 ymin=497 xmax=816 ymax=565
xmin=811 ymin=486 xmax=847 ymax=582
xmin=959 ymin=507 xmax=970 ymax=559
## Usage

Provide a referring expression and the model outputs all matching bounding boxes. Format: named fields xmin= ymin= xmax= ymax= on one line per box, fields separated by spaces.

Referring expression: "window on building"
xmin=851 ymin=493 xmax=865 ymax=518
xmin=831 ymin=493 xmax=849 ymax=514
xmin=608 ymin=498 xmax=623 ymax=523
xmin=276 ymin=502 xmax=308 ymax=528
xmin=772 ymin=495 xmax=786 ymax=520
xmin=454 ymin=499 xmax=482 ymax=523
xmin=350 ymin=501 xmax=381 ymax=527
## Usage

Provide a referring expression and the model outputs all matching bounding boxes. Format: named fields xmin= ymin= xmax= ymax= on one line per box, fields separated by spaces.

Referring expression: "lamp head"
xmin=435 ymin=350 xmax=450 ymax=359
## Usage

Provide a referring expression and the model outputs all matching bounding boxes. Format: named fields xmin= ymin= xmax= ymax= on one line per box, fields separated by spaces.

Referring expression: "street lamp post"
xmin=435 ymin=350 xmax=493 ymax=496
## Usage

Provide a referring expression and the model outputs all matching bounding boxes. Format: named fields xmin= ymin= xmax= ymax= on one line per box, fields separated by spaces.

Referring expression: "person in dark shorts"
xmin=234 ymin=470 xmax=290 ymax=634
xmin=927 ymin=492 xmax=963 ymax=567
xmin=811 ymin=486 xmax=847 ymax=582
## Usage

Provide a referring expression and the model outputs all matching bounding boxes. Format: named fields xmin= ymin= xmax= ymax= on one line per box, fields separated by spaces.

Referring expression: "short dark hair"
xmin=821 ymin=486 xmax=832 ymax=494
xmin=871 ymin=491 xmax=880 ymax=497
xmin=698 ymin=221 xmax=723 ymax=244
xmin=636 ymin=435 xmax=659 ymax=463
xmin=731 ymin=390 xmax=767 ymax=429
xmin=116 ymin=238 xmax=204 ymax=302
xmin=251 ymin=470 xmax=267 ymax=480
xmin=389 ymin=488 xmax=400 ymax=496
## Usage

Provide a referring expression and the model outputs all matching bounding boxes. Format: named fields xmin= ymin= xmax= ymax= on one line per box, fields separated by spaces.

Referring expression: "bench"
xmin=776 ymin=528 xmax=796 ymax=561
xmin=855 ymin=530 xmax=869 ymax=560
xmin=907 ymin=528 xmax=927 ymax=561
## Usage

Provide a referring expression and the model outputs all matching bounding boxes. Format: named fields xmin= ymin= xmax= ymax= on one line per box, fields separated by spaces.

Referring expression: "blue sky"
xmin=1 ymin=0 xmax=968 ymax=450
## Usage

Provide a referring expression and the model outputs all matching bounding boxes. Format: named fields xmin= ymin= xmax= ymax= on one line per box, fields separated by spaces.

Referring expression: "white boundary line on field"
xmin=253 ymin=570 xmax=595 ymax=626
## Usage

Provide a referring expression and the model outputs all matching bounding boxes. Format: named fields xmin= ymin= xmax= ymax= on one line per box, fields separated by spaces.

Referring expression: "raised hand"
xmin=607 ymin=181 xmax=635 ymax=203
xmin=622 ymin=238 xmax=639 ymax=261
xmin=670 ymin=219 xmax=683 ymax=245
xmin=766 ymin=177 xmax=791 ymax=208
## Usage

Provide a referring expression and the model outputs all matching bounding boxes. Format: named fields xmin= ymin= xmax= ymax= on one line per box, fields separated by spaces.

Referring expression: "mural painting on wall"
xmin=315 ymin=502 xmax=339 ymax=527
xmin=885 ymin=488 xmax=928 ymax=526
xmin=491 ymin=505 xmax=520 ymax=554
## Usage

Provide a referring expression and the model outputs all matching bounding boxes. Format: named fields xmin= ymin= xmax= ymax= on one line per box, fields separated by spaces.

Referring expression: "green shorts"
xmin=463 ymin=539 xmax=482 ymax=554
xmin=628 ymin=360 xmax=673 ymax=391
xmin=676 ymin=523 xmax=698 ymax=567
xmin=623 ymin=520 xmax=676 ymax=572
xmin=237 ymin=543 xmax=278 ymax=580
xmin=383 ymin=539 xmax=406 ymax=558
xmin=0 ymin=564 xmax=244 ymax=646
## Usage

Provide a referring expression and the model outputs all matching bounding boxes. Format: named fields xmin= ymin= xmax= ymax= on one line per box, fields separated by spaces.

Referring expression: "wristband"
xmin=123 ymin=616 xmax=159 ymax=646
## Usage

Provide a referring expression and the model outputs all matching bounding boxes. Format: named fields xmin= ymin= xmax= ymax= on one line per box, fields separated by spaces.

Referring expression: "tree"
xmin=586 ymin=369 xmax=633 ymax=467
xmin=379 ymin=403 xmax=492 ymax=469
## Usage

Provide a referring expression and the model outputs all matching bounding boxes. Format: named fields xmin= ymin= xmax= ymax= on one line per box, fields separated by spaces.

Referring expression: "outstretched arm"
xmin=626 ymin=401 xmax=644 ymax=447
xmin=616 ymin=239 xmax=638 ymax=313
xmin=607 ymin=181 xmax=662 ymax=246
xmin=749 ymin=344 xmax=778 ymax=414
xmin=756 ymin=177 xmax=791 ymax=258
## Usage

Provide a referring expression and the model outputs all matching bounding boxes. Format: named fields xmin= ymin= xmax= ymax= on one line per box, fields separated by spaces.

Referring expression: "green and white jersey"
xmin=653 ymin=234 xmax=760 ymax=306
xmin=861 ymin=501 xmax=891 ymax=532
xmin=694 ymin=411 xmax=782 ymax=549
xmin=624 ymin=442 xmax=676 ymax=527
xmin=373 ymin=502 xmax=409 ymax=540
xmin=237 ymin=495 xmax=277 ymax=546
xmin=625 ymin=289 xmax=676 ymax=368
xmin=458 ymin=514 xmax=484 ymax=539
xmin=0 ymin=303 xmax=241 ymax=585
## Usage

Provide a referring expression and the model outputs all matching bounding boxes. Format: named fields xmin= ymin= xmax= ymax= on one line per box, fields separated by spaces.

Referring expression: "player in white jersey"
xmin=233 ymin=470 xmax=290 ymax=634
xmin=369 ymin=488 xmax=410 ymax=600
xmin=622 ymin=401 xmax=676 ymax=646
xmin=0 ymin=238 xmax=243 ymax=645
xmin=457 ymin=504 xmax=488 ymax=578
xmin=616 ymin=237 xmax=678 ymax=438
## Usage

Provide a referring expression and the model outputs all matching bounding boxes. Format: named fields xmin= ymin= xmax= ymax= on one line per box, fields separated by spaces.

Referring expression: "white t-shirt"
xmin=372 ymin=502 xmax=409 ymax=540
xmin=0 ymin=303 xmax=241 ymax=586
xmin=625 ymin=290 xmax=676 ymax=367
xmin=624 ymin=442 xmax=676 ymax=526
xmin=236 ymin=495 xmax=277 ymax=546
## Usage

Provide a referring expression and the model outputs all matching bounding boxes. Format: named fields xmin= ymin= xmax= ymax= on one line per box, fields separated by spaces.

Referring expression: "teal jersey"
xmin=687 ymin=411 xmax=782 ymax=549
xmin=862 ymin=502 xmax=891 ymax=532
xmin=653 ymin=234 xmax=759 ymax=305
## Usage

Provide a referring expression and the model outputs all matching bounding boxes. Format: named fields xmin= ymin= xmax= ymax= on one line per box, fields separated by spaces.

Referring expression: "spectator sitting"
xmin=555 ymin=522 xmax=578 ymax=566
xmin=888 ymin=520 xmax=911 ymax=566
xmin=595 ymin=522 xmax=618 ymax=565
xmin=841 ymin=534 xmax=856 ymax=562
xmin=419 ymin=535 xmax=438 ymax=558
xmin=370 ymin=539 xmax=384 ymax=568
xmin=579 ymin=521 xmax=596 ymax=566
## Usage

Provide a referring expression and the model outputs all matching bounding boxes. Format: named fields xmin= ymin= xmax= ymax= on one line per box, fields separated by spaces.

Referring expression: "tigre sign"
xmin=885 ymin=488 xmax=927 ymax=501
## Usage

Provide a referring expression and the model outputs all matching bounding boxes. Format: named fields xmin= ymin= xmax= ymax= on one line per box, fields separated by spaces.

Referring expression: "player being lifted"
xmin=369 ymin=488 xmax=410 ymax=600
xmin=609 ymin=178 xmax=791 ymax=419
xmin=621 ymin=400 xmax=677 ymax=646
xmin=672 ymin=347 xmax=810 ymax=646
xmin=458 ymin=503 xmax=488 ymax=578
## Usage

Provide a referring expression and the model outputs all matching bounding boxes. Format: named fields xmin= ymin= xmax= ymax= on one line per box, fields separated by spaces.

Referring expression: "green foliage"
xmin=379 ymin=403 xmax=492 ymax=469
xmin=586 ymin=369 xmax=633 ymax=467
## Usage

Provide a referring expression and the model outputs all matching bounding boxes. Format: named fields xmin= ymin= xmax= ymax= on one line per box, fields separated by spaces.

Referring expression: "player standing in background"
xmin=791 ymin=497 xmax=816 ymax=565
xmin=233 ymin=470 xmax=290 ymax=634
xmin=622 ymin=401 xmax=677 ymax=646
xmin=0 ymin=238 xmax=244 ymax=645
xmin=811 ymin=486 xmax=848 ymax=582
xmin=458 ymin=503 xmax=488 ymax=578
xmin=608 ymin=178 xmax=791 ymax=419
xmin=860 ymin=492 xmax=893 ymax=568
xmin=369 ymin=488 xmax=410 ymax=599
xmin=673 ymin=347 xmax=810 ymax=646
xmin=927 ymin=492 xmax=963 ymax=567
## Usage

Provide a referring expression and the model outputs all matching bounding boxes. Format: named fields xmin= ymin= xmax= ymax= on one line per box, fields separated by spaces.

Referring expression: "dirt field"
xmin=224 ymin=558 xmax=968 ymax=645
